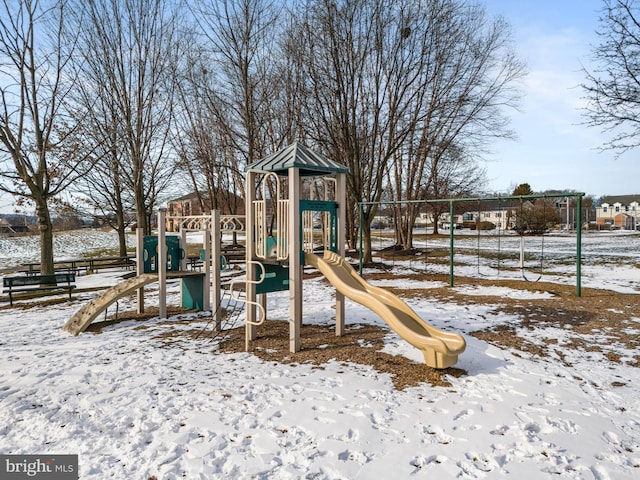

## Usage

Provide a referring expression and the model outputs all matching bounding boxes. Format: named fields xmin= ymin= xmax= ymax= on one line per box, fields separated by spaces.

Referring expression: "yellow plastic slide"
xmin=62 ymin=274 xmax=158 ymax=335
xmin=305 ymin=251 xmax=466 ymax=368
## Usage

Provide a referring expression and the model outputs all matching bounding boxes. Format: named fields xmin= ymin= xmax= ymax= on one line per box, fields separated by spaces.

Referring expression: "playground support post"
xmin=211 ymin=210 xmax=221 ymax=329
xmin=335 ymin=172 xmax=346 ymax=335
xmin=245 ymin=170 xmax=258 ymax=348
xmin=576 ymin=196 xmax=582 ymax=297
xmin=158 ymin=207 xmax=167 ymax=319
xmin=288 ymin=166 xmax=302 ymax=353
xmin=203 ymin=219 xmax=211 ymax=312
xmin=136 ymin=227 xmax=145 ymax=314
xmin=449 ymin=200 xmax=454 ymax=287
xmin=359 ymin=205 xmax=363 ymax=273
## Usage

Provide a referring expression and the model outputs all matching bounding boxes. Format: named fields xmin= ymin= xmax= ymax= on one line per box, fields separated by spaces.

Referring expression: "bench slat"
xmin=3 ymin=273 xmax=76 ymax=306
xmin=3 ymin=273 xmax=75 ymax=288
xmin=5 ymin=285 xmax=77 ymax=293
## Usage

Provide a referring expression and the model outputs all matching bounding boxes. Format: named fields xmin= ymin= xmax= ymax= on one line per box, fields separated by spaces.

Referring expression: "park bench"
xmin=86 ymin=256 xmax=135 ymax=273
xmin=2 ymin=273 xmax=76 ymax=306
xmin=20 ymin=256 xmax=135 ymax=276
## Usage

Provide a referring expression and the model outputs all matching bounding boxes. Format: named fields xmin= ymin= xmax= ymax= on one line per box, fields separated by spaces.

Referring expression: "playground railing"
xmin=230 ymin=260 xmax=267 ymax=326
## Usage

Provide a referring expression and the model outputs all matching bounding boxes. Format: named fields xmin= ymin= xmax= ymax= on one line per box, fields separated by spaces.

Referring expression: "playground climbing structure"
xmin=243 ymin=142 xmax=465 ymax=368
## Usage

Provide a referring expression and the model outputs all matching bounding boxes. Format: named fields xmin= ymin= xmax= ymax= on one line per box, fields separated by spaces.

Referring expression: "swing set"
xmin=359 ymin=192 xmax=585 ymax=296
xmin=473 ymin=197 xmax=550 ymax=282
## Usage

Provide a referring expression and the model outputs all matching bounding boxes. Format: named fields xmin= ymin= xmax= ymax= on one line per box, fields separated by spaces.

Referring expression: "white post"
xmin=519 ymin=235 xmax=524 ymax=269
xmin=335 ymin=172 xmax=346 ymax=336
xmin=289 ymin=167 xmax=302 ymax=352
xmin=203 ymin=216 xmax=211 ymax=312
xmin=245 ymin=171 xmax=257 ymax=349
xmin=158 ymin=207 xmax=167 ymax=319
xmin=211 ymin=210 xmax=221 ymax=329
xmin=136 ymin=227 xmax=145 ymax=314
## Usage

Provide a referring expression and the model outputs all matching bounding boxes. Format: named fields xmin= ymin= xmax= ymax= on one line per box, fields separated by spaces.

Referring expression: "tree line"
xmin=1 ymin=0 xmax=559 ymax=273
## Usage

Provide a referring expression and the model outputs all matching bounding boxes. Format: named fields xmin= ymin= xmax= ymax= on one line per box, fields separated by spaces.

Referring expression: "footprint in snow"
xmin=590 ymin=464 xmax=612 ymax=480
xmin=422 ymin=425 xmax=454 ymax=445
xmin=453 ymin=408 xmax=474 ymax=421
xmin=410 ymin=454 xmax=448 ymax=469
xmin=602 ymin=430 xmax=620 ymax=447
xmin=314 ymin=416 xmax=335 ymax=424
xmin=490 ymin=425 xmax=509 ymax=436
xmin=545 ymin=415 xmax=578 ymax=434
xmin=338 ymin=449 xmax=372 ymax=465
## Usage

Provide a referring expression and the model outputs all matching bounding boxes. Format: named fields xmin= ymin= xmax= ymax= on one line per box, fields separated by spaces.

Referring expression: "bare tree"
xmin=514 ymin=198 xmax=561 ymax=235
xmin=69 ymin=0 xmax=181 ymax=235
xmin=421 ymin=147 xmax=486 ymax=238
xmin=0 ymin=0 xmax=93 ymax=274
xmin=172 ymin=45 xmax=246 ymax=217
xmin=74 ymin=138 xmax=134 ymax=256
xmin=288 ymin=0 xmax=523 ymax=262
xmin=292 ymin=0 xmax=416 ymax=261
xmin=191 ymin=0 xmax=283 ymax=168
xmin=388 ymin=0 xmax=525 ymax=246
xmin=65 ymin=50 xmax=133 ymax=256
xmin=170 ymin=0 xmax=297 ymax=235
xmin=582 ymin=0 xmax=640 ymax=155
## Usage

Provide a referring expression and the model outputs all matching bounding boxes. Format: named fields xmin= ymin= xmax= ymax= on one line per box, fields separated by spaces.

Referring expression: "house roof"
xmin=600 ymin=195 xmax=640 ymax=205
xmin=169 ymin=191 xmax=201 ymax=202
xmin=246 ymin=142 xmax=349 ymax=176
xmin=166 ymin=190 xmax=245 ymax=215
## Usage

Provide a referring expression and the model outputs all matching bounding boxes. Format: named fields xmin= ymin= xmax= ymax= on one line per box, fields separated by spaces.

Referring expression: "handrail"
xmin=229 ymin=260 xmax=268 ymax=326
xmin=166 ymin=214 xmax=246 ymax=232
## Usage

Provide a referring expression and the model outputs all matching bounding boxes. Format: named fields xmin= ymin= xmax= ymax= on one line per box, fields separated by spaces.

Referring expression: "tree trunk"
xmin=397 ymin=203 xmax=418 ymax=250
xmin=360 ymin=204 xmax=378 ymax=264
xmin=345 ymin=207 xmax=356 ymax=251
xmin=116 ymin=211 xmax=128 ymax=258
xmin=35 ymin=199 xmax=54 ymax=275
xmin=361 ymin=221 xmax=373 ymax=264
xmin=135 ymin=184 xmax=149 ymax=235
xmin=433 ymin=213 xmax=440 ymax=235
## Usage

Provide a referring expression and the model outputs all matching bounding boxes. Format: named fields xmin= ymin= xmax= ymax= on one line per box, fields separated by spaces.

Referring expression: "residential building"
xmin=596 ymin=195 xmax=640 ymax=230
xmin=443 ymin=200 xmax=519 ymax=230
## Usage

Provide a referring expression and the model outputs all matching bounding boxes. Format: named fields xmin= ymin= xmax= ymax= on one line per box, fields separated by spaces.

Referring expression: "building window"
xmin=615 ymin=206 xmax=620 ymax=212
xmin=603 ymin=206 xmax=608 ymax=213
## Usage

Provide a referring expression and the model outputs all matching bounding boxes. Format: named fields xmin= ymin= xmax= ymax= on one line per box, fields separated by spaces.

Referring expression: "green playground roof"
xmin=246 ymin=142 xmax=349 ymax=176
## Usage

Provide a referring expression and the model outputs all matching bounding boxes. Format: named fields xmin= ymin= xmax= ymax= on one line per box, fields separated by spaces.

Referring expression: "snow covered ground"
xmin=0 ymin=229 xmax=639 ymax=479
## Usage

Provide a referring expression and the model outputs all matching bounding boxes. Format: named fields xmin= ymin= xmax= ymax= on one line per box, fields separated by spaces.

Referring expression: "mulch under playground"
xmin=80 ymin=269 xmax=640 ymax=391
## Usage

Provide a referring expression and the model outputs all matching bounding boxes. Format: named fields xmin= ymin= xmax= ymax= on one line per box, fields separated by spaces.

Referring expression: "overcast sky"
xmin=482 ymin=0 xmax=636 ymax=198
